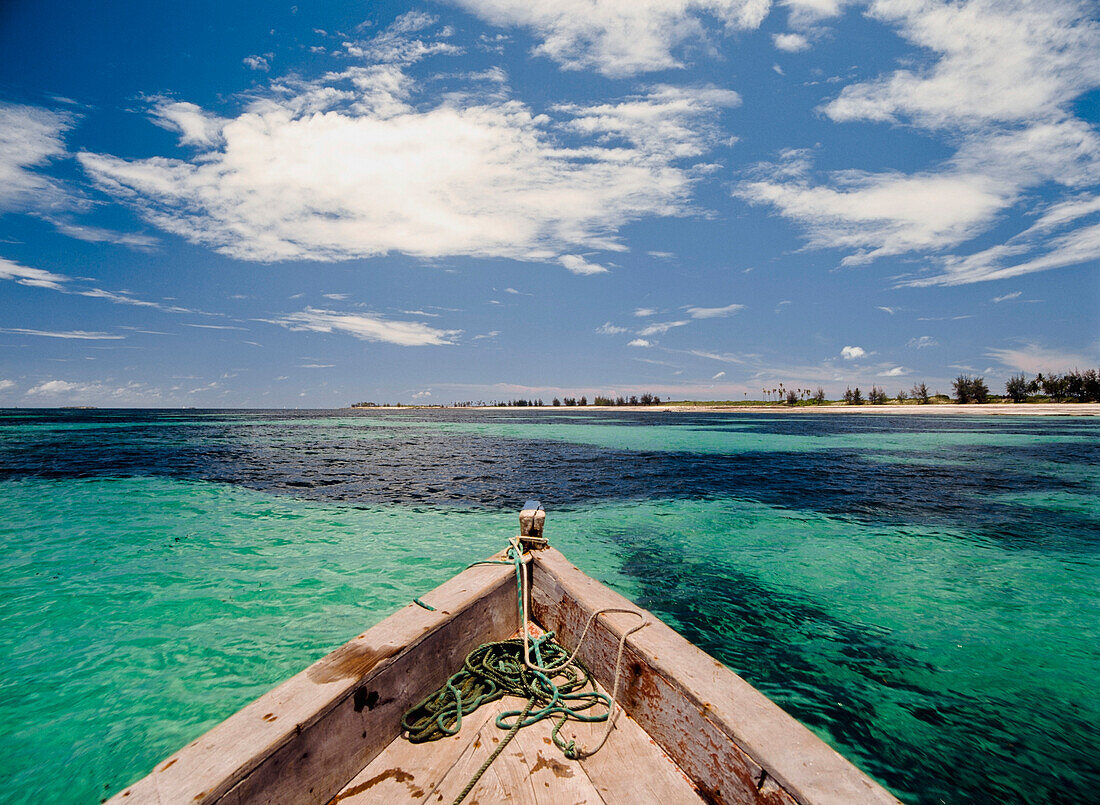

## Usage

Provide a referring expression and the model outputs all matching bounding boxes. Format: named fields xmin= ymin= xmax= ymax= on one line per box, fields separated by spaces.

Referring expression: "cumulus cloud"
xmin=79 ymin=19 xmax=735 ymax=273
xmin=243 ymin=54 xmax=271 ymax=72
xmin=685 ymin=303 xmax=744 ymax=318
xmin=773 ymin=32 xmax=810 ymax=51
xmin=628 ymin=338 xmax=653 ymax=347
xmin=446 ymin=0 xmax=772 ymax=77
xmin=275 ymin=307 xmax=459 ymax=346
xmin=840 ymin=345 xmax=865 ymax=359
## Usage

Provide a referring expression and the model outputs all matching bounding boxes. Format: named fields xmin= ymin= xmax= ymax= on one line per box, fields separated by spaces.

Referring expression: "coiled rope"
xmin=400 ymin=537 xmax=647 ymax=804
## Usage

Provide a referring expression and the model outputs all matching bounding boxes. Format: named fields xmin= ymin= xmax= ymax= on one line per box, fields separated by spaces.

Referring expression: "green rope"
xmin=401 ymin=637 xmax=611 ymax=758
xmin=450 ymin=696 xmax=534 ymax=805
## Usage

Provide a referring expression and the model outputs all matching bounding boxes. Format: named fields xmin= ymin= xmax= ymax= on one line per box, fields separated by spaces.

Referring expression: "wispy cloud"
xmin=736 ymin=1 xmax=1100 ymax=281
xmin=637 ymin=319 xmax=689 ymax=337
xmin=448 ymin=0 xmax=770 ymax=77
xmin=0 ymin=257 xmax=188 ymax=312
xmin=0 ymin=328 xmax=124 ymax=340
xmin=985 ymin=341 xmax=1097 ymax=373
xmin=712 ymin=370 xmax=726 ymax=379
xmin=633 ymin=307 xmax=657 ymax=317
xmin=275 ymin=307 xmax=459 ymax=346
xmin=991 ymin=291 xmax=1022 ymax=303
xmin=596 ymin=322 xmax=628 ymax=335
xmin=685 ymin=303 xmax=744 ymax=319
xmin=907 ymin=336 xmax=938 ymax=349
xmin=559 ymin=255 xmax=609 ymax=275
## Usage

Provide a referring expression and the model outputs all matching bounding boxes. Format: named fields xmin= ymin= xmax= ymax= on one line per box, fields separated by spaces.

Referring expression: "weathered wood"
xmin=572 ymin=703 xmax=703 ymax=802
xmin=330 ymin=703 xmax=499 ymax=803
xmin=108 ymin=559 xmax=520 ymax=805
xmin=530 ymin=548 xmax=899 ymax=805
xmin=334 ymin=681 xmax=706 ymax=804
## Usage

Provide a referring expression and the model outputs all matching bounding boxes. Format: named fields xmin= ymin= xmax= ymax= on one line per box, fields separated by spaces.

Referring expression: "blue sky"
xmin=1 ymin=0 xmax=1097 ymax=406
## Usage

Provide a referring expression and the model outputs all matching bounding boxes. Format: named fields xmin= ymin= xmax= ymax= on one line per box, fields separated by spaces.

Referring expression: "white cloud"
xmin=840 ymin=345 xmax=865 ymax=360
xmin=986 ymin=342 xmax=1097 ymax=374
xmin=736 ymin=159 xmax=1011 ymax=265
xmin=596 ymin=321 xmax=628 ymax=334
xmin=822 ymin=0 xmax=1100 ymax=129
xmin=638 ymin=319 xmax=690 ymax=336
xmin=559 ymin=255 xmax=609 ymax=275
xmin=633 ymin=307 xmax=657 ymax=317
xmin=628 ymin=338 xmax=653 ymax=347
xmin=0 ymin=256 xmax=188 ymax=311
xmin=412 ymin=390 xmax=432 ymax=399
xmin=555 ymin=84 xmax=741 ymax=159
xmin=712 ymin=371 xmax=726 ymax=379
xmin=688 ymin=349 xmax=751 ymax=364
xmin=0 ymin=328 xmax=124 ymax=340
xmin=0 ymin=258 xmax=69 ymax=291
xmin=323 ymin=293 xmax=348 ymax=300
xmin=876 ymin=305 xmax=897 ymax=314
xmin=81 ymin=22 xmax=732 ymax=270
xmin=447 ymin=0 xmax=772 ymax=77
xmin=739 ymin=1 xmax=1100 ymax=280
xmin=27 ymin=380 xmax=81 ymax=395
xmin=991 ymin=291 xmax=1021 ymax=303
xmin=0 ymin=380 xmax=15 ymax=391
xmin=24 ymin=379 xmax=167 ymax=403
xmin=275 ymin=307 xmax=459 ymax=346
xmin=0 ymin=102 xmax=74 ymax=214
xmin=243 ymin=54 xmax=271 ymax=72
xmin=773 ymin=32 xmax=810 ymax=51
xmin=908 ymin=335 xmax=938 ymax=349
xmin=880 ymin=365 xmax=909 ymax=377
xmin=685 ymin=303 xmax=744 ymax=318
xmin=299 ymin=363 xmax=335 ymax=368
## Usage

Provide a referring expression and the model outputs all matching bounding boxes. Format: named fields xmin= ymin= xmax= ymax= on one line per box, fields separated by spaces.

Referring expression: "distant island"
xmin=351 ymin=368 xmax=1100 ymax=409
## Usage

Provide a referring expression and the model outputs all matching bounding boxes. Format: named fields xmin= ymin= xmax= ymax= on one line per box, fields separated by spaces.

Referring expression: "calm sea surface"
xmin=1 ymin=408 xmax=1097 ymax=803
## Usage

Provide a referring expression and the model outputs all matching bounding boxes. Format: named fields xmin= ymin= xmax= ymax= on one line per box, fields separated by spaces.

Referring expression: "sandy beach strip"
xmin=352 ymin=403 xmax=1100 ymax=415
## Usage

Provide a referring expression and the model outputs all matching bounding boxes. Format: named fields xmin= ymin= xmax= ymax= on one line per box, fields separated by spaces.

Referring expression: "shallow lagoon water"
xmin=0 ymin=408 xmax=1097 ymax=803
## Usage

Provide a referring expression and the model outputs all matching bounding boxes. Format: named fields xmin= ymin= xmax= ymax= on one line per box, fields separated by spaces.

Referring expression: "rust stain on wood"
xmin=308 ymin=640 xmax=399 ymax=683
xmin=326 ymin=768 xmax=424 ymax=803
xmin=159 ymin=758 xmax=177 ymax=771
xmin=261 ymin=712 xmax=277 ymax=722
xmin=529 ymin=751 xmax=575 ymax=779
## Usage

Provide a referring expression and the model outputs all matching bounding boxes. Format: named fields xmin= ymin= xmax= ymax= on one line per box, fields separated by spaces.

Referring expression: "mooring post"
xmin=519 ymin=499 xmax=547 ymax=550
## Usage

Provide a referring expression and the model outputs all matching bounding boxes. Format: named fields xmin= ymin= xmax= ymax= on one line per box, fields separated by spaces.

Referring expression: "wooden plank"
xmin=530 ymin=549 xmax=899 ymax=805
xmin=572 ymin=701 xmax=704 ymax=802
xmin=508 ymin=713 xmax=605 ymax=804
xmin=108 ymin=558 xmax=521 ymax=805
xmin=328 ymin=704 xmax=499 ymax=804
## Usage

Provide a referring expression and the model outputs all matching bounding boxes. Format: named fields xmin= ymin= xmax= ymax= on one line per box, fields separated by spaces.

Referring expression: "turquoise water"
xmin=1 ymin=409 xmax=1097 ymax=803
